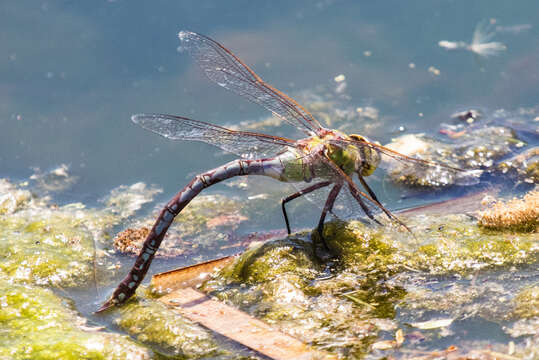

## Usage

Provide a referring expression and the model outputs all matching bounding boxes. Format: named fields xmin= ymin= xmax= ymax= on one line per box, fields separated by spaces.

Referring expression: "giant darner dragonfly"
xmin=98 ymin=31 xmax=480 ymax=312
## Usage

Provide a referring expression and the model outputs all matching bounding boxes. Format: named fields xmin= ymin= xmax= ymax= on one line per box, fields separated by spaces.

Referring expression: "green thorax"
xmin=278 ymin=130 xmax=381 ymax=182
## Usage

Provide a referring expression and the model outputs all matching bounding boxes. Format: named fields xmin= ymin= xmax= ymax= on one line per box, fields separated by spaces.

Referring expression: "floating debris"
xmin=334 ymin=74 xmax=347 ymax=94
xmin=114 ymin=227 xmax=152 ymax=256
xmin=451 ymin=109 xmax=482 ymax=124
xmin=333 ymin=74 xmax=346 ymax=82
xmin=371 ymin=340 xmax=396 ymax=350
xmin=160 ymin=287 xmax=332 ymax=359
xmin=370 ymin=328 xmax=405 ymax=351
xmin=439 ymin=20 xmax=506 ymax=57
xmin=102 ymin=182 xmax=162 ymax=219
xmin=395 ymin=329 xmax=404 ymax=347
xmin=150 ymin=255 xmax=236 ymax=296
xmin=428 ymin=66 xmax=440 ymax=76
xmin=385 ymin=124 xmax=524 ymax=187
xmin=409 ymin=318 xmax=454 ymax=330
xmin=477 ymin=190 xmax=538 ymax=231
xmin=497 ymin=147 xmax=539 ymax=184
xmin=30 ymin=164 xmax=78 ymax=193
xmin=113 ymin=194 xmax=248 ymax=257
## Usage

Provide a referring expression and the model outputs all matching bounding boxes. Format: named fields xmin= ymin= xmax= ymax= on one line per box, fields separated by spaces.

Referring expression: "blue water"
xmin=2 ymin=0 xmax=537 ymax=200
xmin=0 ymin=2 xmax=536 ymax=253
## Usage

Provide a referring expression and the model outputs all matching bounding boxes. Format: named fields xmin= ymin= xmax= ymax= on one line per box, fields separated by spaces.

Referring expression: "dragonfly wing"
xmin=132 ymin=114 xmax=297 ymax=159
xmin=178 ymin=31 xmax=324 ymax=136
xmin=329 ymin=139 xmax=483 ymax=186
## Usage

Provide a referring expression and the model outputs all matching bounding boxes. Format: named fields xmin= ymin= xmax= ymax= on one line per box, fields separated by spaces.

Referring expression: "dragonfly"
xmin=98 ymin=31 xmax=479 ymax=312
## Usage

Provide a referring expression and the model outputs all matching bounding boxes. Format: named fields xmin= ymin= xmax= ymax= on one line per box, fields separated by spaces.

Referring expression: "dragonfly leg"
xmin=357 ymin=173 xmax=380 ymax=203
xmin=316 ymin=183 xmax=343 ymax=250
xmin=350 ymin=180 xmax=412 ymax=233
xmin=347 ymin=184 xmax=382 ymax=226
xmin=320 ymin=155 xmax=409 ymax=230
xmin=281 ymin=181 xmax=332 ymax=234
xmin=356 ymin=173 xmax=411 ymax=229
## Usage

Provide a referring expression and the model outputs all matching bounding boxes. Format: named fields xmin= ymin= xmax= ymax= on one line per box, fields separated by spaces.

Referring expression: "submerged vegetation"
xmin=0 ymin=108 xmax=537 ymax=358
xmin=200 ymin=214 xmax=537 ymax=358
xmin=0 ymin=279 xmax=152 ymax=360
xmin=113 ymin=194 xmax=248 ymax=258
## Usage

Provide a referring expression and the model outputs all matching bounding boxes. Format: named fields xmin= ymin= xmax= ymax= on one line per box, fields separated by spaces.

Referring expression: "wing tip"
xmin=131 ymin=114 xmax=143 ymax=124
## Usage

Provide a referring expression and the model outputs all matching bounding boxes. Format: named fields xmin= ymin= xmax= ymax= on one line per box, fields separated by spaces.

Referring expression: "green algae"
xmin=220 ymin=238 xmax=321 ymax=284
xmin=407 ymin=215 xmax=537 ymax=273
xmin=0 ymin=178 xmax=256 ymax=359
xmin=197 ymin=212 xmax=537 ymax=358
xmin=316 ymin=214 xmax=537 ymax=275
xmin=3 ymin=172 xmax=538 ymax=358
xmin=319 ymin=221 xmax=399 ymax=272
xmin=113 ymin=193 xmax=249 ymax=258
xmin=201 ymin=234 xmax=407 ymax=357
xmin=114 ymin=298 xmax=224 ymax=359
xmin=0 ymin=278 xmax=151 ymax=360
xmin=497 ymin=146 xmax=539 ymax=184
xmin=105 ymin=189 xmax=536 ymax=358
xmin=385 ymin=125 xmax=521 ymax=187
xmin=0 ymin=179 xmax=45 ymax=215
xmin=102 ymin=182 xmax=163 ymax=220
xmin=0 ymin=179 xmax=162 ymax=288
xmin=0 ymin=208 xmax=99 ymax=287
xmin=513 ymin=285 xmax=539 ymax=319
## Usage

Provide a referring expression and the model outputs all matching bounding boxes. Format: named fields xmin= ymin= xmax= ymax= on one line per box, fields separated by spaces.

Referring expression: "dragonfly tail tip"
xmin=95 ymin=299 xmax=115 ymax=314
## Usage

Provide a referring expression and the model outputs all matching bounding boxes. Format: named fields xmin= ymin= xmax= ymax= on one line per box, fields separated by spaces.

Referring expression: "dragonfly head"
xmin=349 ymin=134 xmax=381 ymax=177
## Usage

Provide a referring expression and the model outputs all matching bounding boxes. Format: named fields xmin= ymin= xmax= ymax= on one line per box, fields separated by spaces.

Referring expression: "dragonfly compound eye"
xmin=350 ymin=134 xmax=381 ymax=177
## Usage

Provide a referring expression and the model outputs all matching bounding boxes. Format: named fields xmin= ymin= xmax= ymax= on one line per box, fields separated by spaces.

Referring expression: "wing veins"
xmin=330 ymin=138 xmax=471 ymax=173
xmin=132 ymin=114 xmax=297 ymax=159
xmin=198 ymin=34 xmax=319 ymax=132
xmin=179 ymin=31 xmax=323 ymax=135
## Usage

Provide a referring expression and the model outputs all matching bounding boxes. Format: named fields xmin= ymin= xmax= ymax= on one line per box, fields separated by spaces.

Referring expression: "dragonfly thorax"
xmin=297 ymin=130 xmax=381 ymax=179
xmin=318 ymin=130 xmax=381 ymax=178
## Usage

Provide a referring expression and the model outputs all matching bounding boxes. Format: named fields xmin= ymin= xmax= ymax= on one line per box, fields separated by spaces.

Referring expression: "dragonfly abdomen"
xmin=99 ymin=156 xmax=293 ymax=311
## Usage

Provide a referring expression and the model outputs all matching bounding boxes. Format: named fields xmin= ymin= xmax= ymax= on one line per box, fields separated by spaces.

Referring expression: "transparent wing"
xmin=178 ymin=31 xmax=324 ymax=136
xmin=329 ymin=139 xmax=483 ymax=186
xmin=132 ymin=114 xmax=297 ymax=159
xmin=279 ymin=151 xmax=406 ymax=229
xmin=332 ymin=186 xmax=385 ymax=223
xmin=288 ymin=182 xmax=389 ymax=225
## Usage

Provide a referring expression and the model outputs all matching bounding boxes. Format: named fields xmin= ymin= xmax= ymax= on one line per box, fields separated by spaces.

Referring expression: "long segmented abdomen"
xmin=98 ymin=156 xmax=292 ymax=311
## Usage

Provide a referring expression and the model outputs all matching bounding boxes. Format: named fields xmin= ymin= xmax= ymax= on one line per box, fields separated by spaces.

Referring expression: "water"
xmin=2 ymin=0 xmax=537 ymax=196
xmin=1 ymin=1 xmax=537 ymax=358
